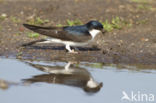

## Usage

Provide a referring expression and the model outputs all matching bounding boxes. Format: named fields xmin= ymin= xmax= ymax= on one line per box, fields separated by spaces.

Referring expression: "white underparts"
xmin=86 ymin=78 xmax=99 ymax=88
xmin=38 ymin=38 xmax=88 ymax=46
xmin=43 ymin=62 xmax=73 ymax=74
xmin=89 ymin=29 xmax=101 ymax=39
xmin=37 ymin=29 xmax=101 ymax=52
xmin=38 ymin=38 xmax=88 ymax=52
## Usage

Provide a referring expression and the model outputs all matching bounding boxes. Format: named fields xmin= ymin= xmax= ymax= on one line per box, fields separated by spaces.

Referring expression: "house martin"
xmin=23 ymin=20 xmax=104 ymax=53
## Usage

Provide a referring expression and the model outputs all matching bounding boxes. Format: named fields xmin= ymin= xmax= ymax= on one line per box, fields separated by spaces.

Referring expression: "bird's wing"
xmin=26 ymin=62 xmax=65 ymax=73
xmin=23 ymin=24 xmax=91 ymax=42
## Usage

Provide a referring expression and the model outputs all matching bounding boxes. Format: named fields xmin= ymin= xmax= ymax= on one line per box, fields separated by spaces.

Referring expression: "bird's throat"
xmin=89 ymin=29 xmax=101 ymax=39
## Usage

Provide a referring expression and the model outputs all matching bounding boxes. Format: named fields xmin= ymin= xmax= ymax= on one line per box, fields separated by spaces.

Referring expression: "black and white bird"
xmin=23 ymin=20 xmax=104 ymax=53
xmin=24 ymin=61 xmax=103 ymax=93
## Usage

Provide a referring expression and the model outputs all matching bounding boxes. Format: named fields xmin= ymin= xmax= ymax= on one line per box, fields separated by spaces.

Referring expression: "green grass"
xmin=15 ymin=33 xmax=21 ymax=36
xmin=102 ymin=17 xmax=132 ymax=32
xmin=131 ymin=0 xmax=156 ymax=11
xmin=102 ymin=20 xmax=114 ymax=32
xmin=66 ymin=19 xmax=82 ymax=26
xmin=131 ymin=0 xmax=149 ymax=4
xmin=10 ymin=16 xmax=21 ymax=23
xmin=16 ymin=51 xmax=23 ymax=57
xmin=90 ymin=63 xmax=103 ymax=68
xmin=112 ymin=17 xmax=123 ymax=29
xmin=56 ymin=19 xmax=82 ymax=27
xmin=57 ymin=18 xmax=132 ymax=32
xmin=27 ymin=32 xmax=40 ymax=38
xmin=137 ymin=4 xmax=147 ymax=9
xmin=56 ymin=24 xmax=64 ymax=27
xmin=27 ymin=17 xmax=49 ymax=25
xmin=137 ymin=4 xmax=156 ymax=11
xmin=35 ymin=17 xmax=49 ymax=24
xmin=136 ymin=19 xmax=148 ymax=24
xmin=0 ymin=14 xmax=7 ymax=21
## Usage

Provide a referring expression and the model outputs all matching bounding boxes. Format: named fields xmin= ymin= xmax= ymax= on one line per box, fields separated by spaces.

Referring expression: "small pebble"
xmin=1 ymin=13 xmax=7 ymax=17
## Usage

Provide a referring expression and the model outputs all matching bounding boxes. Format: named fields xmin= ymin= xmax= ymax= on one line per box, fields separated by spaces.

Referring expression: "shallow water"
xmin=0 ymin=58 xmax=156 ymax=103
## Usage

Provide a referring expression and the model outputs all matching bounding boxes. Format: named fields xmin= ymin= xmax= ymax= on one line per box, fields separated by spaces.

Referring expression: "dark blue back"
xmin=63 ymin=25 xmax=89 ymax=36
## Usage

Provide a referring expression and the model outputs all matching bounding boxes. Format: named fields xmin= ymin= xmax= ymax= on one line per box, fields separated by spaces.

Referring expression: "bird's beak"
xmin=101 ymin=29 xmax=105 ymax=34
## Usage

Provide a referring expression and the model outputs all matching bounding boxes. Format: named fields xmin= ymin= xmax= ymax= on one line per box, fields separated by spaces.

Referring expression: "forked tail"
xmin=21 ymin=39 xmax=46 ymax=46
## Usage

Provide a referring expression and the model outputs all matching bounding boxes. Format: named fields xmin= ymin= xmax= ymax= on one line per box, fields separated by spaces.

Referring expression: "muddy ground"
xmin=0 ymin=0 xmax=156 ymax=65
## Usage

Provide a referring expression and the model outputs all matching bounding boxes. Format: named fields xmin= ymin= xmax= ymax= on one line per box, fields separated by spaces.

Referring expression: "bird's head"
xmin=86 ymin=20 xmax=105 ymax=34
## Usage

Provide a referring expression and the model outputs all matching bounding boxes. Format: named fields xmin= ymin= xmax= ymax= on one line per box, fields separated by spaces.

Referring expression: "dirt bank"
xmin=0 ymin=0 xmax=156 ymax=65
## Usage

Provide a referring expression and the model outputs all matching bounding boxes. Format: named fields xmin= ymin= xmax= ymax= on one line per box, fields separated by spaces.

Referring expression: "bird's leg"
xmin=65 ymin=61 xmax=77 ymax=70
xmin=65 ymin=45 xmax=78 ymax=53
xmin=65 ymin=62 xmax=71 ymax=71
xmin=65 ymin=45 xmax=72 ymax=52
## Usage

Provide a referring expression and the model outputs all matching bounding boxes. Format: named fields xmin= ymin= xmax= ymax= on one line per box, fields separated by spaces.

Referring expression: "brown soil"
xmin=0 ymin=0 xmax=156 ymax=65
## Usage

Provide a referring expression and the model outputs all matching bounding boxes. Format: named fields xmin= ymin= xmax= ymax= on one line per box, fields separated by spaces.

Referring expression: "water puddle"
xmin=0 ymin=58 xmax=156 ymax=103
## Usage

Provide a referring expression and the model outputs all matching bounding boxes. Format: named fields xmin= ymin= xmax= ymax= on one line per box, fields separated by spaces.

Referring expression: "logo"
xmin=121 ymin=91 xmax=155 ymax=102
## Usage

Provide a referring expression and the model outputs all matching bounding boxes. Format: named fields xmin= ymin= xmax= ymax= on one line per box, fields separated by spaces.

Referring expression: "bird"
xmin=23 ymin=20 xmax=104 ymax=53
xmin=23 ymin=61 xmax=103 ymax=93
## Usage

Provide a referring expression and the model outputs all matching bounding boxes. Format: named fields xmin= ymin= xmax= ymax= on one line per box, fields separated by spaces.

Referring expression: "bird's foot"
xmin=69 ymin=49 xmax=78 ymax=54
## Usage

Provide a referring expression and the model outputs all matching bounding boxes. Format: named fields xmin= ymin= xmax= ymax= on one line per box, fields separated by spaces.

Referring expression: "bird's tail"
xmin=21 ymin=39 xmax=46 ymax=46
xmin=23 ymin=24 xmax=59 ymax=37
xmin=23 ymin=24 xmax=53 ymax=30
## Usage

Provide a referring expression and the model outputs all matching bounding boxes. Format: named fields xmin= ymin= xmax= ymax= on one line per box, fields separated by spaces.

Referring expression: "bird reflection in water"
xmin=23 ymin=62 xmax=103 ymax=93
